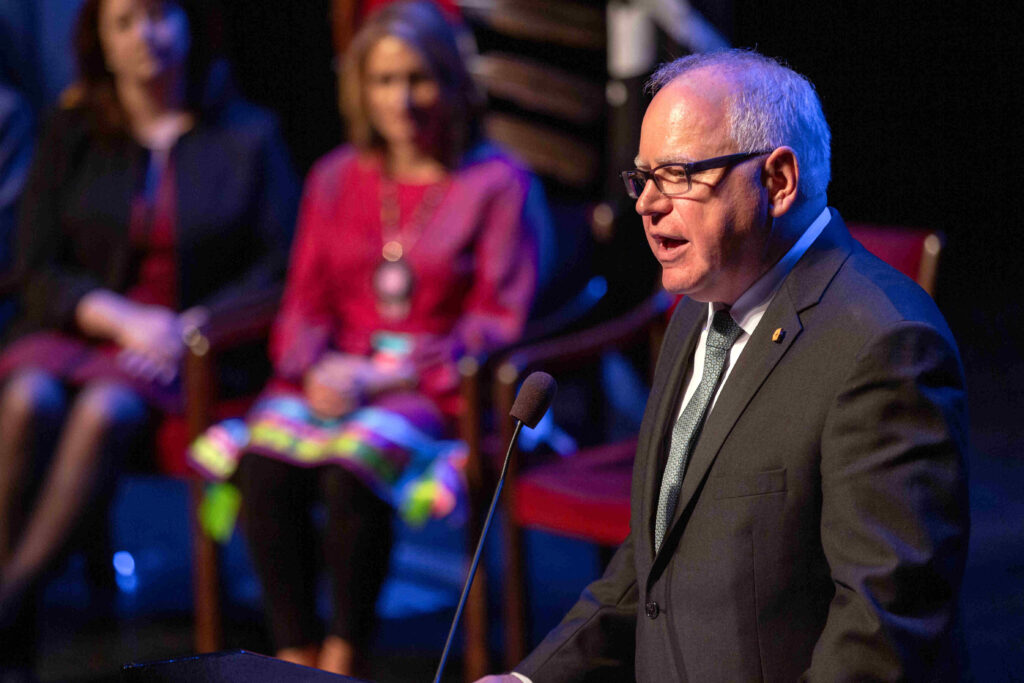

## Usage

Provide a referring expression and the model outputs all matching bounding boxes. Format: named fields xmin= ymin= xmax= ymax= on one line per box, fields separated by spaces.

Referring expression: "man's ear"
xmin=763 ymin=146 xmax=799 ymax=217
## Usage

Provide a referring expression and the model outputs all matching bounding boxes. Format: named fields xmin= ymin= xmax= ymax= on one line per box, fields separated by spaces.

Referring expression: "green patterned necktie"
xmin=654 ymin=309 xmax=743 ymax=551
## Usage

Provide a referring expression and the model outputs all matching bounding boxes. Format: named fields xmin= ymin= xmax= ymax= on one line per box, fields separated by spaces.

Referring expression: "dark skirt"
xmin=0 ymin=331 xmax=182 ymax=414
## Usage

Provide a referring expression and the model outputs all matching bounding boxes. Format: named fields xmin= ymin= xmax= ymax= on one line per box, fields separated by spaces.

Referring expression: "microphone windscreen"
xmin=509 ymin=371 xmax=557 ymax=428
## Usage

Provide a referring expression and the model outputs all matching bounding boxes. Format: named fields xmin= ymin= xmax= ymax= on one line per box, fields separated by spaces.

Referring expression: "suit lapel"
xmin=653 ymin=210 xmax=856 ymax=560
xmin=638 ymin=298 xmax=705 ymax=560
xmin=666 ymin=288 xmax=802 ymax=537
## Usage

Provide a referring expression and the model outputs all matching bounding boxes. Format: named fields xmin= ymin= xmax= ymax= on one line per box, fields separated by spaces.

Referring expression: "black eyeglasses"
xmin=620 ymin=151 xmax=772 ymax=199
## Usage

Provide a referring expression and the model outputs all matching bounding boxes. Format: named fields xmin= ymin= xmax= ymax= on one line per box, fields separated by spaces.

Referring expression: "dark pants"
xmin=236 ymin=453 xmax=393 ymax=651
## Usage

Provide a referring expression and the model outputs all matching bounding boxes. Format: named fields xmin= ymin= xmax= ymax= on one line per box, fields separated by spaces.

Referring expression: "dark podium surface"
xmin=122 ymin=650 xmax=368 ymax=682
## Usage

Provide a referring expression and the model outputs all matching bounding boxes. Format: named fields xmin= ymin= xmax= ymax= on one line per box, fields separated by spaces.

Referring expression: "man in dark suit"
xmin=479 ymin=49 xmax=969 ymax=682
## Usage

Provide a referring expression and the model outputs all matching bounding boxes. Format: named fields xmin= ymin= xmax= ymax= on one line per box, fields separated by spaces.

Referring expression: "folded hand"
xmin=303 ymin=351 xmax=416 ymax=420
xmin=114 ymin=304 xmax=186 ymax=384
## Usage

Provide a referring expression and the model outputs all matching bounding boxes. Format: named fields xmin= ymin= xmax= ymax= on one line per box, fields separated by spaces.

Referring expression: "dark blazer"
xmin=6 ymin=100 xmax=298 ymax=339
xmin=517 ymin=210 xmax=970 ymax=682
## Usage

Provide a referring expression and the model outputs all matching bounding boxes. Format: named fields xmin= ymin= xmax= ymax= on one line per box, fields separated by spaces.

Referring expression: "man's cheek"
xmin=644 ymin=231 xmax=659 ymax=253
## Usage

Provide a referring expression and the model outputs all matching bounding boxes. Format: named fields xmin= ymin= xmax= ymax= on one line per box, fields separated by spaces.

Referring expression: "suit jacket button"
xmin=645 ymin=600 xmax=659 ymax=619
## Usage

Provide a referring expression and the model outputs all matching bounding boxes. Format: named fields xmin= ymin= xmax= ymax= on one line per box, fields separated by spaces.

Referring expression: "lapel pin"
xmin=771 ymin=327 xmax=786 ymax=343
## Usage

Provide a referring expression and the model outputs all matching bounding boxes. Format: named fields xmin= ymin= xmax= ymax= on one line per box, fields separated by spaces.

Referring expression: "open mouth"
xmin=655 ymin=235 xmax=688 ymax=251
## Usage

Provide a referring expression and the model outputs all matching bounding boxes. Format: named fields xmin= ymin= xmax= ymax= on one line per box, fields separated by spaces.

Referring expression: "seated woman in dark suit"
xmin=0 ymin=0 xmax=298 ymax=660
xmin=188 ymin=1 xmax=539 ymax=675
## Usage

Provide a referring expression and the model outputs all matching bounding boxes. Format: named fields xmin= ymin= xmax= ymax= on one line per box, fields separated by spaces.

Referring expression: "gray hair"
xmin=648 ymin=49 xmax=831 ymax=200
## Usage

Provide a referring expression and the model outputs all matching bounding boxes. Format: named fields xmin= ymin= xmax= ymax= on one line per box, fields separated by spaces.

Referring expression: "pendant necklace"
xmin=373 ymin=172 xmax=447 ymax=321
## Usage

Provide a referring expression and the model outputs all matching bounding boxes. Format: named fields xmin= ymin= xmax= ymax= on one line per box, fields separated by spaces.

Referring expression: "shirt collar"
xmin=710 ymin=206 xmax=832 ymax=335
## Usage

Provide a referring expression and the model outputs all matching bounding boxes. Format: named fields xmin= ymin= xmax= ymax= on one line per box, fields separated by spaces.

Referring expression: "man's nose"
xmin=635 ymin=178 xmax=670 ymax=216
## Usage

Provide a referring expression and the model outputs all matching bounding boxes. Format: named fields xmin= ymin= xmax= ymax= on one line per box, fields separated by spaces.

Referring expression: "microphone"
xmin=509 ymin=371 xmax=558 ymax=428
xmin=433 ymin=371 xmax=557 ymax=683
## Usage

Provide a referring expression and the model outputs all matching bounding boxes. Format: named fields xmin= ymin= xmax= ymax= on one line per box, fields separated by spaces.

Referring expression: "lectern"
xmin=122 ymin=650 xmax=366 ymax=682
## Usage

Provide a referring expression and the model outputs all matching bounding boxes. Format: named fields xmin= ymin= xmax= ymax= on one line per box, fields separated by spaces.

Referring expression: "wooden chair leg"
xmin=461 ymin=436 xmax=491 ymax=682
xmin=184 ymin=338 xmax=222 ymax=652
xmin=459 ymin=357 xmax=491 ymax=680
xmin=503 ymin=520 xmax=528 ymax=670
xmin=495 ymin=369 xmax=529 ymax=669
xmin=189 ymin=479 xmax=222 ymax=653
xmin=463 ymin=564 xmax=490 ymax=681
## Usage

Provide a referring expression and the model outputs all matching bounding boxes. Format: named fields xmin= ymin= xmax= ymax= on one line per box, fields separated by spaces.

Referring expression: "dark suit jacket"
xmin=6 ymin=100 xmax=298 ymax=339
xmin=517 ymin=210 xmax=970 ymax=682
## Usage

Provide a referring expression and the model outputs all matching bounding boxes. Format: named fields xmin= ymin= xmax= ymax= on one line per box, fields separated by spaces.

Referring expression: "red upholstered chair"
xmin=172 ymin=262 xmax=605 ymax=678
xmin=847 ymin=222 xmax=943 ymax=296
xmin=487 ymin=291 xmax=673 ymax=666
xmin=156 ymin=291 xmax=282 ymax=654
xmin=491 ymin=223 xmax=943 ymax=667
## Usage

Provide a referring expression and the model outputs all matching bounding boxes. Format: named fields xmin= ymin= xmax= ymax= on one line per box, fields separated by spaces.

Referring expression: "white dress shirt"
xmin=676 ymin=206 xmax=831 ymax=418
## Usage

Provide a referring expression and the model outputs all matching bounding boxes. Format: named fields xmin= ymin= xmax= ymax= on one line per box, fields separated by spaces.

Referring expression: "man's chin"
xmin=661 ymin=272 xmax=705 ymax=301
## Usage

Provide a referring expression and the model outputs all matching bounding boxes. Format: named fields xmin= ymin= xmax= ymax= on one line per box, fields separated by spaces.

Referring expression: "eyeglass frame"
xmin=620 ymin=150 xmax=774 ymax=199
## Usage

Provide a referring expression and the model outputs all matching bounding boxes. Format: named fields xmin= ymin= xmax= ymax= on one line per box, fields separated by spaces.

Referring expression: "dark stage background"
xmin=197 ymin=2 xmax=1024 ymax=678
xmin=221 ymin=0 xmax=1021 ymax=319
xmin=5 ymin=0 xmax=1021 ymax=679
